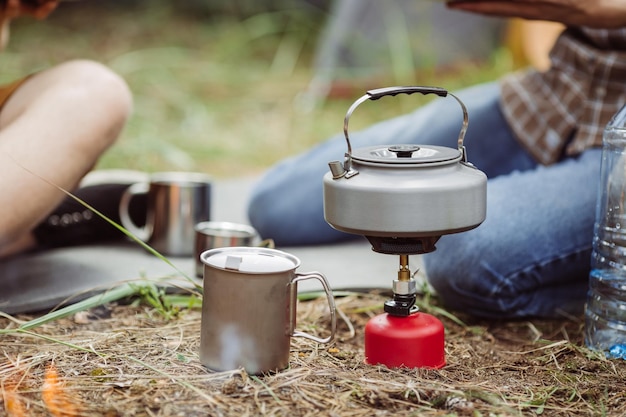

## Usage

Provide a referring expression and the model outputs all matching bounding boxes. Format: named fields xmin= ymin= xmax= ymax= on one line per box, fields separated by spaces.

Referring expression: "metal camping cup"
xmin=199 ymin=247 xmax=337 ymax=374
xmin=194 ymin=221 xmax=259 ymax=277
xmin=119 ymin=172 xmax=212 ymax=256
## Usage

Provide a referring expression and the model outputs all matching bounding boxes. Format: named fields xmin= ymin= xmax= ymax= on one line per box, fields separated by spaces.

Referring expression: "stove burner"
xmin=366 ymin=236 xmax=440 ymax=254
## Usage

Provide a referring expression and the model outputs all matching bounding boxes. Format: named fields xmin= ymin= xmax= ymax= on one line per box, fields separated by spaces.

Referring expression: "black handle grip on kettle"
xmin=366 ymin=86 xmax=448 ymax=101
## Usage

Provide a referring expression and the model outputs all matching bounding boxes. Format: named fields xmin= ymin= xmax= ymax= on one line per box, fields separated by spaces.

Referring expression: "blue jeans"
xmin=247 ymin=82 xmax=601 ymax=319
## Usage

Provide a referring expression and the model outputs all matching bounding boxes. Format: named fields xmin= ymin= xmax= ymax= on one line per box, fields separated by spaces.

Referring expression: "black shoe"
xmin=32 ymin=170 xmax=149 ymax=250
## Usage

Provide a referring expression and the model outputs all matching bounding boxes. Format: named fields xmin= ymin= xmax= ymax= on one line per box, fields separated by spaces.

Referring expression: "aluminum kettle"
xmin=323 ymin=86 xmax=487 ymax=254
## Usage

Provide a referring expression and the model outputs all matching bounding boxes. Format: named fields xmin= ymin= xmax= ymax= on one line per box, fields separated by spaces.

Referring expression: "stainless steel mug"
xmin=194 ymin=221 xmax=258 ymax=277
xmin=119 ymin=172 xmax=212 ymax=256
xmin=199 ymin=247 xmax=336 ymax=374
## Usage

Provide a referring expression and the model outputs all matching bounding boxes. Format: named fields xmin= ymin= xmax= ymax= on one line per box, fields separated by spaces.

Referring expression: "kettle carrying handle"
xmin=342 ymin=86 xmax=469 ymax=175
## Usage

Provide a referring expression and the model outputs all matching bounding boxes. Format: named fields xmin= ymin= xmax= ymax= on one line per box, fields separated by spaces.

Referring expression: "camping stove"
xmin=323 ymin=86 xmax=487 ymax=369
xmin=363 ymin=252 xmax=446 ymax=369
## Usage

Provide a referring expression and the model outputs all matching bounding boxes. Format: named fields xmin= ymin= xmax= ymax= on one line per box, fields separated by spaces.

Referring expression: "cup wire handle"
xmin=119 ymin=182 xmax=152 ymax=242
xmin=289 ymin=272 xmax=337 ymax=344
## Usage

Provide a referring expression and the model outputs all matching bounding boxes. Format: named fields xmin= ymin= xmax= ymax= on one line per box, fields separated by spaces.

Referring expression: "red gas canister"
xmin=364 ymin=311 xmax=445 ymax=369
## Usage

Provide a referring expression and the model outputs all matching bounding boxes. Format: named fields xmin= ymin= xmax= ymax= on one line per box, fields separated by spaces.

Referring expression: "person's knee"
xmin=247 ymin=164 xmax=349 ymax=246
xmin=56 ymin=60 xmax=133 ymax=143
xmin=247 ymin=181 xmax=285 ymax=242
xmin=57 ymin=60 xmax=131 ymax=103
xmin=12 ymin=60 xmax=132 ymax=156
xmin=247 ymin=175 xmax=311 ymax=245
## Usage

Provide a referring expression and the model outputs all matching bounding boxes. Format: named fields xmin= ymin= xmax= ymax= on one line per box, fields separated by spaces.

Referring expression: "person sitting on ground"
xmin=0 ymin=0 xmax=144 ymax=260
xmin=247 ymin=1 xmax=626 ymax=319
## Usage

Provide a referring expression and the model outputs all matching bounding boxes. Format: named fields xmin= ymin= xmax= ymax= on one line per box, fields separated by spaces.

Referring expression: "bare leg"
xmin=0 ymin=60 xmax=132 ymax=257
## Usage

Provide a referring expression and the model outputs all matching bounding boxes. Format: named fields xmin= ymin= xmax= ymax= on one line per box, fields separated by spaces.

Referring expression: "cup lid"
xmin=201 ymin=247 xmax=300 ymax=274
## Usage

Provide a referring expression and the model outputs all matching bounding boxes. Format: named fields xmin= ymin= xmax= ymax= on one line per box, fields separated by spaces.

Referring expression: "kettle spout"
xmin=328 ymin=158 xmax=359 ymax=180
xmin=328 ymin=161 xmax=346 ymax=179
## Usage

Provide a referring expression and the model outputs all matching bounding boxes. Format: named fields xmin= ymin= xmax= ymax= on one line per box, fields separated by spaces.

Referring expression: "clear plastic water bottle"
xmin=585 ymin=105 xmax=626 ymax=357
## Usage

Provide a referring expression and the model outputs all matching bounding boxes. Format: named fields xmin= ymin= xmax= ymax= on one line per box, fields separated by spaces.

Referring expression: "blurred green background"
xmin=2 ymin=0 xmax=515 ymax=178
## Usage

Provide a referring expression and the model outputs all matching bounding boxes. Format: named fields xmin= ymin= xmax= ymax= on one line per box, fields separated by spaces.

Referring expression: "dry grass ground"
xmin=2 ymin=291 xmax=626 ymax=416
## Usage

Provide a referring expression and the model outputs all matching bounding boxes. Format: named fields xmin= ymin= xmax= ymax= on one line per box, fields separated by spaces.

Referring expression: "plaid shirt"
xmin=500 ymin=28 xmax=626 ymax=165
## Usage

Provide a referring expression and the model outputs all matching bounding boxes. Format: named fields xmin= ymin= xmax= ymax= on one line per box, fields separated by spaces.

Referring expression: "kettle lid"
xmin=351 ymin=144 xmax=462 ymax=166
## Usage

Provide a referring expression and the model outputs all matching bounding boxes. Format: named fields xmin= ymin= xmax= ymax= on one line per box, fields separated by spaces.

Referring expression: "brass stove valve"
xmin=384 ymin=255 xmax=419 ymax=317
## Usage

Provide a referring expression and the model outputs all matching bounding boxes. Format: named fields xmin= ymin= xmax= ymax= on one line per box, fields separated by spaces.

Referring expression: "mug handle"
xmin=289 ymin=271 xmax=337 ymax=343
xmin=119 ymin=182 xmax=152 ymax=242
